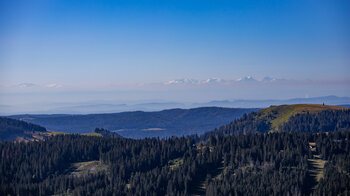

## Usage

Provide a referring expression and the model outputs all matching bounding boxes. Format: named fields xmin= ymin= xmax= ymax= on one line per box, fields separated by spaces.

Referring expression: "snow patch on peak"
xmin=164 ymin=79 xmax=198 ymax=85
xmin=202 ymin=78 xmax=223 ymax=84
xmin=236 ymin=76 xmax=257 ymax=82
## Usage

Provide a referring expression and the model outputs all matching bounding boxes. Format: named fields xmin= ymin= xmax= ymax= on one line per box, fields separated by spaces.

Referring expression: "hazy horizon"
xmin=1 ymin=95 xmax=349 ymax=115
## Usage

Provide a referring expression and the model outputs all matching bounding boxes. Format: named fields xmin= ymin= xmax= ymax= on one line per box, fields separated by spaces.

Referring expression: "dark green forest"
xmin=0 ymin=117 xmax=46 ymax=141
xmin=1 ymin=108 xmax=350 ymax=195
xmin=204 ymin=109 xmax=350 ymax=138
xmin=1 ymin=131 xmax=349 ymax=195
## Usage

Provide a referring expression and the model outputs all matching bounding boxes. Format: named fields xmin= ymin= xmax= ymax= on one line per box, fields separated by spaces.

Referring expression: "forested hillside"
xmin=0 ymin=131 xmax=349 ymax=195
xmin=1 ymin=104 xmax=349 ymax=195
xmin=204 ymin=104 xmax=349 ymax=138
xmin=10 ymin=107 xmax=257 ymax=138
xmin=94 ymin=128 xmax=123 ymax=138
xmin=0 ymin=117 xmax=47 ymax=141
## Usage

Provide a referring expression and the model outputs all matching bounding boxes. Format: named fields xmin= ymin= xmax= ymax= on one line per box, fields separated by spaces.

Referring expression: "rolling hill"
xmin=205 ymin=104 xmax=349 ymax=137
xmin=0 ymin=117 xmax=122 ymax=142
xmin=9 ymin=107 xmax=258 ymax=138
xmin=258 ymin=104 xmax=347 ymax=132
xmin=0 ymin=117 xmax=47 ymax=141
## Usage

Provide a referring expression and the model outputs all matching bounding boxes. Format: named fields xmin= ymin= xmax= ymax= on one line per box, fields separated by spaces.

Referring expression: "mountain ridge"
xmin=9 ymin=107 xmax=258 ymax=138
xmin=204 ymin=104 xmax=349 ymax=138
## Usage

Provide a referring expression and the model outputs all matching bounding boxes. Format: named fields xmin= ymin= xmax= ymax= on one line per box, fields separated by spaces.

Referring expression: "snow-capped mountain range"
xmin=164 ymin=76 xmax=286 ymax=85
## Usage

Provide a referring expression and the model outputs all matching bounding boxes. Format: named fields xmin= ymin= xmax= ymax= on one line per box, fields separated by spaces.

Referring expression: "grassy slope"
xmin=46 ymin=131 xmax=102 ymax=137
xmin=69 ymin=161 xmax=108 ymax=177
xmin=13 ymin=131 xmax=103 ymax=142
xmin=81 ymin=132 xmax=102 ymax=137
xmin=258 ymin=104 xmax=348 ymax=132
xmin=306 ymin=142 xmax=327 ymax=192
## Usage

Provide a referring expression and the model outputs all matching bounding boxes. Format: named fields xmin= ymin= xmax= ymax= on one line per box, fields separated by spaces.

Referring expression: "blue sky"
xmin=1 ymin=0 xmax=349 ymax=112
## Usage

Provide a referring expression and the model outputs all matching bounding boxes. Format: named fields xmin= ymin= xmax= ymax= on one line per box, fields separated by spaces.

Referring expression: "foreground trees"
xmin=1 ymin=131 xmax=349 ymax=195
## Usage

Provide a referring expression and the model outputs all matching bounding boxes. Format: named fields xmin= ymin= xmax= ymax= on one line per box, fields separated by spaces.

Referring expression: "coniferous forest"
xmin=0 ymin=117 xmax=47 ymax=141
xmin=1 ymin=109 xmax=350 ymax=195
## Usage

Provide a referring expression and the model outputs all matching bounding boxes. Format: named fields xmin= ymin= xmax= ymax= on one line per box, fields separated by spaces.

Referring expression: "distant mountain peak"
xmin=164 ymin=78 xmax=198 ymax=85
xmin=164 ymin=76 xmax=296 ymax=86
xmin=17 ymin=83 xmax=37 ymax=88
xmin=236 ymin=75 xmax=257 ymax=82
xmin=262 ymin=76 xmax=276 ymax=82
xmin=202 ymin=78 xmax=223 ymax=84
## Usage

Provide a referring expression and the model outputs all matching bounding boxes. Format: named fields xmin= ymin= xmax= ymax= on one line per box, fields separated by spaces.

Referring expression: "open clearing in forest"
xmin=168 ymin=157 xmax=184 ymax=170
xmin=66 ymin=160 xmax=108 ymax=177
xmin=308 ymin=155 xmax=326 ymax=184
xmin=307 ymin=142 xmax=327 ymax=191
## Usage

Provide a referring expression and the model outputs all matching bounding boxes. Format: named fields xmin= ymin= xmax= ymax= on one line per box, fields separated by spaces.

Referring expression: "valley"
xmin=9 ymin=107 xmax=258 ymax=138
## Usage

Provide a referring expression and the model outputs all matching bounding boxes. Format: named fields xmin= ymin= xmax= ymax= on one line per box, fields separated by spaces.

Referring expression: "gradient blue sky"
xmin=1 ymin=0 xmax=350 ymax=111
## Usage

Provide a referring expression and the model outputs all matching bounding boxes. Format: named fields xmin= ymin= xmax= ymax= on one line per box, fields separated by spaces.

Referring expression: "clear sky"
xmin=0 ymin=0 xmax=349 ymax=112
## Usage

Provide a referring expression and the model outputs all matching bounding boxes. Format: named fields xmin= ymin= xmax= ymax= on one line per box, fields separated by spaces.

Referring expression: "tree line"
xmin=0 ymin=117 xmax=46 ymax=141
xmin=1 ymin=131 xmax=349 ymax=195
xmin=202 ymin=109 xmax=350 ymax=140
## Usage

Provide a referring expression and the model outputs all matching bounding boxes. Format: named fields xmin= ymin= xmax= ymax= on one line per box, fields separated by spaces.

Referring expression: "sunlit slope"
xmin=258 ymin=104 xmax=348 ymax=132
xmin=205 ymin=104 xmax=350 ymax=137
